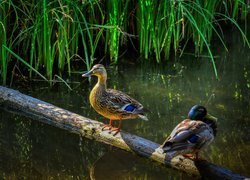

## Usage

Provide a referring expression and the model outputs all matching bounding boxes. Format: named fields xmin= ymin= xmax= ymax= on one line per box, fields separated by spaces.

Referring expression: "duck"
xmin=82 ymin=64 xmax=148 ymax=136
xmin=160 ymin=105 xmax=217 ymax=160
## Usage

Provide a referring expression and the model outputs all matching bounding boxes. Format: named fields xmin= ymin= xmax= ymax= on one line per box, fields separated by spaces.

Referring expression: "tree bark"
xmin=0 ymin=86 xmax=247 ymax=179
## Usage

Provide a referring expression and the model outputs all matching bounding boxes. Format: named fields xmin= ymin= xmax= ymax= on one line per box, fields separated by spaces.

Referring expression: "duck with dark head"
xmin=160 ymin=105 xmax=217 ymax=160
xmin=82 ymin=64 xmax=149 ymax=136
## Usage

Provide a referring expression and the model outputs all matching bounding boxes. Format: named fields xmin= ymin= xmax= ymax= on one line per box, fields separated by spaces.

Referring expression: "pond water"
xmin=0 ymin=29 xmax=249 ymax=179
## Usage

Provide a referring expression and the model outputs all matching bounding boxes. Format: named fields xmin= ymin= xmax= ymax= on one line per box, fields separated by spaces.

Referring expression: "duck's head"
xmin=82 ymin=64 xmax=107 ymax=79
xmin=188 ymin=105 xmax=218 ymax=136
xmin=188 ymin=105 xmax=217 ymax=122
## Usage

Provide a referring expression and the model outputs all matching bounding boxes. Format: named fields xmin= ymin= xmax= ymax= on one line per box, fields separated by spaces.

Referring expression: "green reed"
xmin=0 ymin=5 xmax=7 ymax=85
xmin=136 ymin=0 xmax=249 ymax=77
xmin=0 ymin=0 xmax=249 ymax=85
xmin=0 ymin=0 xmax=104 ymax=85
xmin=105 ymin=0 xmax=129 ymax=63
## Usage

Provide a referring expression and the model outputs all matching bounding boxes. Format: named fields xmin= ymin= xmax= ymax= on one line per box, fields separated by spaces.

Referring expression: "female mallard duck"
xmin=160 ymin=105 xmax=217 ymax=160
xmin=82 ymin=64 xmax=148 ymax=136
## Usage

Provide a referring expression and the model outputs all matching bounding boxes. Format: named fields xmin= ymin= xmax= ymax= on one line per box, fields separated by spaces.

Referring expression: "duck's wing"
xmin=161 ymin=119 xmax=210 ymax=152
xmin=105 ymin=89 xmax=148 ymax=114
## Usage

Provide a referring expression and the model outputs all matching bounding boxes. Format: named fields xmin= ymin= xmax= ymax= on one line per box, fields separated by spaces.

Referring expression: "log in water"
xmin=0 ymin=86 xmax=247 ymax=179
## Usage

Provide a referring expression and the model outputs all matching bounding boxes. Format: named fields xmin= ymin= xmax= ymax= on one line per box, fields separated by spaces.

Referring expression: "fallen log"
xmin=0 ymin=86 xmax=247 ymax=179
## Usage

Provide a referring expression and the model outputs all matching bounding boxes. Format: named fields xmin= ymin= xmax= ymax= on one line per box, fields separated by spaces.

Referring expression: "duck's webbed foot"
xmin=101 ymin=119 xmax=113 ymax=131
xmin=109 ymin=120 xmax=122 ymax=136
xmin=109 ymin=127 xmax=121 ymax=136
xmin=101 ymin=124 xmax=112 ymax=131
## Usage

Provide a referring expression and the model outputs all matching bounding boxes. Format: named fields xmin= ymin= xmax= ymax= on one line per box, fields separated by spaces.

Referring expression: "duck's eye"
xmin=93 ymin=67 xmax=103 ymax=73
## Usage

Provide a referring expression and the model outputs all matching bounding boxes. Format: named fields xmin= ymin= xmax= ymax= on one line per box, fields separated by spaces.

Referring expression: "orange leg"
xmin=183 ymin=152 xmax=201 ymax=160
xmin=102 ymin=119 xmax=113 ymax=131
xmin=182 ymin=154 xmax=193 ymax=158
xmin=109 ymin=120 xmax=122 ymax=136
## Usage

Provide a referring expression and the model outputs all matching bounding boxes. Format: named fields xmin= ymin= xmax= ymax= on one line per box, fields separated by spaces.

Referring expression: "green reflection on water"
xmin=0 ymin=31 xmax=249 ymax=179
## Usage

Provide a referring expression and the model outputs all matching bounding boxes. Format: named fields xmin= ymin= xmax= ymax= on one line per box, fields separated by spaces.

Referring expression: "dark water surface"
xmin=0 ymin=31 xmax=249 ymax=179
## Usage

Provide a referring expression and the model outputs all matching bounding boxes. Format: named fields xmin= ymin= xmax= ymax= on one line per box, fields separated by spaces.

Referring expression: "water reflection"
xmin=0 ymin=113 xmax=107 ymax=179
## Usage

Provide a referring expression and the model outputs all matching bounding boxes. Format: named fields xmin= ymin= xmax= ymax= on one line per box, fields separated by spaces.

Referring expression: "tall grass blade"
xmin=3 ymin=45 xmax=48 ymax=81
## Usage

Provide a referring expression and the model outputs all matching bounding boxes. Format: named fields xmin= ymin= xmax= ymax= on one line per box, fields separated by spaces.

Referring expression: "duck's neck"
xmin=94 ymin=74 xmax=107 ymax=91
xmin=90 ymin=75 xmax=107 ymax=106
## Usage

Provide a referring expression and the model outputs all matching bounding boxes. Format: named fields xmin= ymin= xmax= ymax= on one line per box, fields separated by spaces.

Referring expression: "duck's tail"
xmin=136 ymin=106 xmax=149 ymax=121
xmin=138 ymin=114 xmax=148 ymax=121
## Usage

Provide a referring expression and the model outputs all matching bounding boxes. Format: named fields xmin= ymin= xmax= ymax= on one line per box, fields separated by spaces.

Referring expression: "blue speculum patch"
xmin=124 ymin=104 xmax=135 ymax=112
xmin=188 ymin=134 xmax=199 ymax=143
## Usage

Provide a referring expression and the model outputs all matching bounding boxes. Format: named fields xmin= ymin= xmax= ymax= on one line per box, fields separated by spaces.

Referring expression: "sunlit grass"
xmin=0 ymin=0 xmax=105 ymax=85
xmin=137 ymin=0 xmax=249 ymax=77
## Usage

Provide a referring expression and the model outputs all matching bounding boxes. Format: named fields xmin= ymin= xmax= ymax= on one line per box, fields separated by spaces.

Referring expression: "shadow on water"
xmin=0 ymin=29 xmax=249 ymax=178
xmin=89 ymin=150 xmax=194 ymax=180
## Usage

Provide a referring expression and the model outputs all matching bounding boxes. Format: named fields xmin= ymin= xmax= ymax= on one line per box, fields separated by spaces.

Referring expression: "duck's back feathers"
xmin=107 ymin=89 xmax=143 ymax=106
xmin=161 ymin=119 xmax=214 ymax=154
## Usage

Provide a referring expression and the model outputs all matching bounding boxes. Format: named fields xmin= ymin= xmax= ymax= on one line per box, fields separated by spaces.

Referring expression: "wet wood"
xmin=0 ymin=86 xmax=247 ymax=179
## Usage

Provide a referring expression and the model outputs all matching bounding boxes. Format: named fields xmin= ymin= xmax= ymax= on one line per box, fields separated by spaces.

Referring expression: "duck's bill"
xmin=205 ymin=113 xmax=218 ymax=122
xmin=82 ymin=71 xmax=93 ymax=77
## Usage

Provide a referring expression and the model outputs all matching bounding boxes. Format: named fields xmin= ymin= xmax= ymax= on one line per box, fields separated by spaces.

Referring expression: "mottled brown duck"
xmin=82 ymin=64 xmax=148 ymax=136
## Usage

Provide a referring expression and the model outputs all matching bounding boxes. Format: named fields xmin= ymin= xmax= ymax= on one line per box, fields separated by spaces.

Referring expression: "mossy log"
xmin=0 ymin=86 xmax=247 ymax=179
